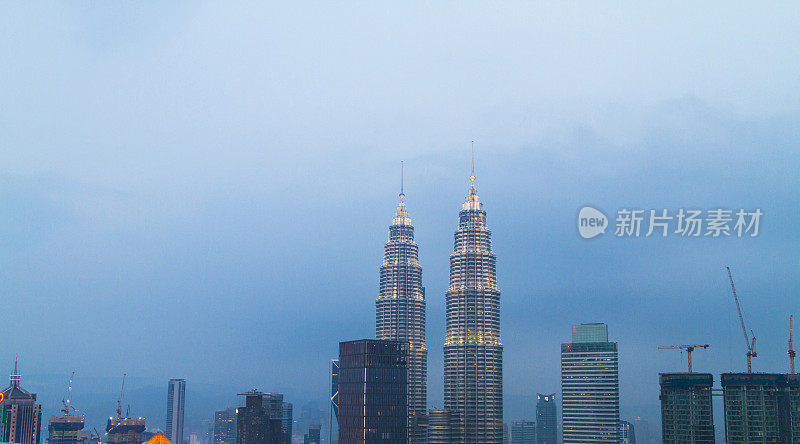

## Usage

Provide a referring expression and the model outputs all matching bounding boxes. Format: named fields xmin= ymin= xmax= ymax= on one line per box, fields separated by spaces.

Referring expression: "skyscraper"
xmin=338 ymin=339 xmax=408 ymax=444
xmin=328 ymin=359 xmax=339 ymax=444
xmin=535 ymin=394 xmax=556 ymax=444
xmin=561 ymin=323 xmax=620 ymax=443
xmin=236 ymin=391 xmax=283 ymax=444
xmin=510 ymin=421 xmax=535 ymax=444
xmin=619 ymin=421 xmax=635 ymax=444
xmin=443 ymin=169 xmax=503 ymax=443
xmin=0 ymin=362 xmax=43 ymax=444
xmin=260 ymin=394 xmax=291 ymax=444
xmin=427 ymin=410 xmax=456 ymax=444
xmin=214 ymin=408 xmax=236 ymax=444
xmin=659 ymin=373 xmax=714 ymax=443
xmin=166 ymin=379 xmax=186 ymax=444
xmin=375 ymin=178 xmax=427 ymax=443
xmin=721 ymin=373 xmax=800 ymax=443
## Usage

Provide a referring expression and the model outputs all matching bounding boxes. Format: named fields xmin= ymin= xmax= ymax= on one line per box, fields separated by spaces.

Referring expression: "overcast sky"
xmin=2 ymin=2 xmax=799 ymax=442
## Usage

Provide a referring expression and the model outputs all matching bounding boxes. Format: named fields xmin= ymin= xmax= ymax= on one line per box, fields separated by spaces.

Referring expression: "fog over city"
xmin=1 ymin=3 xmax=799 ymax=442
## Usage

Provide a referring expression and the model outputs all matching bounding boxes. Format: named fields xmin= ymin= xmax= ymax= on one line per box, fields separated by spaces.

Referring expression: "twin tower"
xmin=375 ymin=172 xmax=503 ymax=444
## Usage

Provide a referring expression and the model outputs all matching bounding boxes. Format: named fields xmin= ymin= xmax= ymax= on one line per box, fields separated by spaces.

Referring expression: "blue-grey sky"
xmin=2 ymin=2 xmax=799 ymax=441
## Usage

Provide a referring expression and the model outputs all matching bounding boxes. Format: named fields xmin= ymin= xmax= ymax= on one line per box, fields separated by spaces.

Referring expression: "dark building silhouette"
xmin=303 ymin=424 xmax=320 ymax=444
xmin=443 ymin=171 xmax=503 ymax=444
xmin=338 ymin=339 xmax=408 ymax=444
xmin=236 ymin=391 xmax=282 ymax=444
xmin=535 ymin=394 xmax=556 ymax=444
xmin=659 ymin=373 xmax=714 ymax=444
xmin=214 ymin=408 xmax=236 ymax=444
xmin=427 ymin=410 xmax=456 ymax=444
xmin=376 ymin=185 xmax=427 ymax=443
xmin=722 ymin=373 xmax=800 ymax=443
xmin=510 ymin=421 xmax=534 ymax=444
xmin=0 ymin=362 xmax=42 ymax=444
xmin=166 ymin=379 xmax=185 ymax=444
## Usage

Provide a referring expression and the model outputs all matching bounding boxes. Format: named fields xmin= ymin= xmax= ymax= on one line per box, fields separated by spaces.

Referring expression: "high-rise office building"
xmin=214 ymin=408 xmax=236 ymax=444
xmin=619 ymin=421 xmax=635 ymax=444
xmin=329 ymin=359 xmax=339 ymax=444
xmin=535 ymin=394 xmax=556 ymax=444
xmin=303 ymin=425 xmax=320 ymax=444
xmin=443 ymin=171 xmax=503 ymax=444
xmin=0 ymin=362 xmax=42 ymax=444
xmin=561 ymin=323 xmax=620 ymax=443
xmin=427 ymin=410 xmax=456 ymax=444
xmin=510 ymin=421 xmax=535 ymax=444
xmin=338 ymin=339 xmax=408 ymax=444
xmin=721 ymin=373 xmax=800 ymax=443
xmin=659 ymin=373 xmax=714 ymax=443
xmin=376 ymin=184 xmax=427 ymax=443
xmin=236 ymin=391 xmax=283 ymax=444
xmin=259 ymin=394 xmax=291 ymax=444
xmin=632 ymin=418 xmax=649 ymax=444
xmin=166 ymin=379 xmax=186 ymax=444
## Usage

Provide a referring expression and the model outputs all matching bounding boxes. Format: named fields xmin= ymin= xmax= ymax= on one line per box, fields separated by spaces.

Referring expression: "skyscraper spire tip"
xmin=400 ymin=160 xmax=404 ymax=199
xmin=470 ymin=141 xmax=475 ymax=182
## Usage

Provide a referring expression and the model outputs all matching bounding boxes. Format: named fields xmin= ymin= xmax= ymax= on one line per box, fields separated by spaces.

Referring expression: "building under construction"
xmin=47 ymin=415 xmax=84 ymax=444
xmin=722 ymin=373 xmax=800 ymax=444
xmin=659 ymin=373 xmax=715 ymax=444
xmin=106 ymin=417 xmax=146 ymax=444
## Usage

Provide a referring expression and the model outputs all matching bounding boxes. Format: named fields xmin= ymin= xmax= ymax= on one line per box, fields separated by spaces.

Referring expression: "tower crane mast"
xmin=726 ymin=266 xmax=757 ymax=373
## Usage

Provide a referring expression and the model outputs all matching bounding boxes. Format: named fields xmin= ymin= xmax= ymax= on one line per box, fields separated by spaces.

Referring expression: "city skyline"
xmin=2 ymin=3 xmax=799 ymax=444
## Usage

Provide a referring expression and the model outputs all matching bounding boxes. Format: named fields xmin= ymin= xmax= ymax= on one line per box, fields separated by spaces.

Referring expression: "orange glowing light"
xmin=0 ymin=392 xmax=5 ymax=403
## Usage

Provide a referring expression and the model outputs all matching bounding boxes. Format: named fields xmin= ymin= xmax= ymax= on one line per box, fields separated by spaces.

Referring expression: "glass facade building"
xmin=443 ymin=175 xmax=503 ymax=444
xmin=213 ymin=408 xmax=236 ymax=444
xmin=721 ymin=373 xmax=800 ymax=443
xmin=376 ymin=191 xmax=427 ymax=443
xmin=535 ymin=394 xmax=557 ymax=444
xmin=659 ymin=373 xmax=714 ymax=444
xmin=561 ymin=323 xmax=620 ymax=443
xmin=166 ymin=379 xmax=186 ymax=444
xmin=236 ymin=391 xmax=283 ymax=444
xmin=338 ymin=339 xmax=408 ymax=444
xmin=510 ymin=421 xmax=535 ymax=444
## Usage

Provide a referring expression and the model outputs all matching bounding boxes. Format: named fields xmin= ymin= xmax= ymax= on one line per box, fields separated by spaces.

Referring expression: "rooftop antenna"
xmin=790 ymin=315 xmax=796 ymax=374
xmin=470 ymin=141 xmax=475 ymax=181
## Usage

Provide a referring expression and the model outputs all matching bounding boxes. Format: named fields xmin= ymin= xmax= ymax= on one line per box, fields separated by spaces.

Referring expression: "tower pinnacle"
xmin=470 ymin=141 xmax=475 ymax=182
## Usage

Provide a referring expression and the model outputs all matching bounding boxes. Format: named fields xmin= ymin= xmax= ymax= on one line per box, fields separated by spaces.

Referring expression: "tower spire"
xmin=400 ymin=160 xmax=404 ymax=198
xmin=470 ymin=141 xmax=475 ymax=182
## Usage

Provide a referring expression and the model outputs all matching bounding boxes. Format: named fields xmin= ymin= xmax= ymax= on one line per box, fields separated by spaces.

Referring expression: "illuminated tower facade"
xmin=444 ymin=172 xmax=503 ymax=443
xmin=0 ymin=362 xmax=42 ymax=444
xmin=376 ymin=182 xmax=427 ymax=442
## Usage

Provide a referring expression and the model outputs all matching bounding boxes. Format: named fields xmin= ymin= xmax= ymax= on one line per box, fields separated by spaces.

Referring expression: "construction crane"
xmin=727 ymin=266 xmax=757 ymax=373
xmin=116 ymin=373 xmax=127 ymax=419
xmin=61 ymin=372 xmax=76 ymax=415
xmin=790 ymin=315 xmax=796 ymax=374
xmin=658 ymin=344 xmax=709 ymax=373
